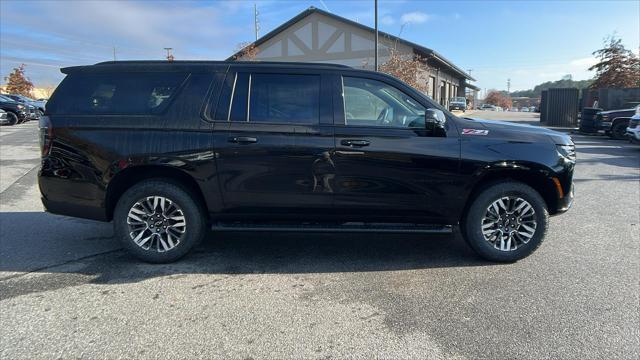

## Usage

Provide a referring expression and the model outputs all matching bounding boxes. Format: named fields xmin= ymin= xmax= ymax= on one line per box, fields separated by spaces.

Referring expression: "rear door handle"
xmin=341 ymin=139 xmax=370 ymax=147
xmin=228 ymin=136 xmax=258 ymax=144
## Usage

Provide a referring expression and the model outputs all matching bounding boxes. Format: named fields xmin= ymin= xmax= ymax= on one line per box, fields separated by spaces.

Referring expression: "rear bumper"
xmin=39 ymin=168 xmax=109 ymax=222
xmin=41 ymin=196 xmax=108 ymax=221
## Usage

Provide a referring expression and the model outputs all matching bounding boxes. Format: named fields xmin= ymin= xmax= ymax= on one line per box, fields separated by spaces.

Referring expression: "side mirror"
xmin=424 ymin=109 xmax=446 ymax=132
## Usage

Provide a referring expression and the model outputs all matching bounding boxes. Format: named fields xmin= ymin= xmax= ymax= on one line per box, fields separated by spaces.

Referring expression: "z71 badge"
xmin=462 ymin=129 xmax=489 ymax=135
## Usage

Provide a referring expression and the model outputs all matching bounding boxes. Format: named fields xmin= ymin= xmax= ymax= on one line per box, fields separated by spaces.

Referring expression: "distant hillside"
xmin=511 ymin=76 xmax=592 ymax=98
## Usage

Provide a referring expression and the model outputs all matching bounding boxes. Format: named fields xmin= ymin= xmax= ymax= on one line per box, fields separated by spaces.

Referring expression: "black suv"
xmin=39 ymin=61 xmax=575 ymax=263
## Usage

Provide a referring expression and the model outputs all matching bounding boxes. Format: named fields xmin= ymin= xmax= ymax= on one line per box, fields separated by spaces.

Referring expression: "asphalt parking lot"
xmin=1 ymin=120 xmax=639 ymax=359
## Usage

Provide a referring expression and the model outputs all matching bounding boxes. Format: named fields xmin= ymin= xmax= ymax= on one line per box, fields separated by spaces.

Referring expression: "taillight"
xmin=39 ymin=116 xmax=54 ymax=156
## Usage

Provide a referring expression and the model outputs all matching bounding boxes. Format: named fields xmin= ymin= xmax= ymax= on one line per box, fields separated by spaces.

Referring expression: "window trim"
xmin=226 ymin=72 xmax=238 ymax=122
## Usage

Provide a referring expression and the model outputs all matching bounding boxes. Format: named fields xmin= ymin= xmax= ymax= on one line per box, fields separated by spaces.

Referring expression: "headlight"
xmin=601 ymin=115 xmax=609 ymax=121
xmin=557 ymin=144 xmax=576 ymax=161
xmin=16 ymin=104 xmax=25 ymax=109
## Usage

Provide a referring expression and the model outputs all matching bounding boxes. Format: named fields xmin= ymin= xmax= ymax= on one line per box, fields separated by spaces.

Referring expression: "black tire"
xmin=114 ymin=179 xmax=206 ymax=263
xmin=462 ymin=181 xmax=549 ymax=262
xmin=6 ymin=112 xmax=18 ymax=125
xmin=610 ymin=121 xmax=628 ymax=140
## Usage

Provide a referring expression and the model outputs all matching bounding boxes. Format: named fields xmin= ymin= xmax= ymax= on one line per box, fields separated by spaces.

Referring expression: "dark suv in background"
xmin=0 ymin=94 xmax=29 ymax=125
xmin=39 ymin=61 xmax=575 ymax=263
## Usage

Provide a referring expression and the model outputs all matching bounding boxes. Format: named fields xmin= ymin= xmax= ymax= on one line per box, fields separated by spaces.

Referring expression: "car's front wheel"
xmin=462 ymin=181 xmax=549 ymax=262
xmin=6 ymin=112 xmax=18 ymax=125
xmin=610 ymin=121 xmax=628 ymax=140
xmin=114 ymin=179 xmax=206 ymax=263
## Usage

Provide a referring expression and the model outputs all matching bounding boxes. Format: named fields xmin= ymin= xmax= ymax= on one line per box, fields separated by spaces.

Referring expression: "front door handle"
xmin=228 ymin=136 xmax=258 ymax=144
xmin=341 ymin=139 xmax=370 ymax=147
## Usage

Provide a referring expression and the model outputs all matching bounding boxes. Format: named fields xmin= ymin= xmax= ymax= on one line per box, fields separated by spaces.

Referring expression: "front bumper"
xmin=554 ymin=182 xmax=574 ymax=214
xmin=625 ymin=127 xmax=640 ymax=144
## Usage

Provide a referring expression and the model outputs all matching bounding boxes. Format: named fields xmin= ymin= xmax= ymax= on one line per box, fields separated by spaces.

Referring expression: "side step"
xmin=211 ymin=222 xmax=453 ymax=234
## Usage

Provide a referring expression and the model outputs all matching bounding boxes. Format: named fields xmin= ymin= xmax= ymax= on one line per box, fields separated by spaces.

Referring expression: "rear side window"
xmin=249 ymin=74 xmax=319 ymax=124
xmin=48 ymin=72 xmax=187 ymax=115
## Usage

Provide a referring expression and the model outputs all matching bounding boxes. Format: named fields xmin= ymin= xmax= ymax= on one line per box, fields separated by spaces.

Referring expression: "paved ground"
xmin=1 ymin=120 xmax=639 ymax=359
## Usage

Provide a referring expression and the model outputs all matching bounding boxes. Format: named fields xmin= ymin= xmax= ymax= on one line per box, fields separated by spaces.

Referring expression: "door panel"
xmin=211 ymin=70 xmax=334 ymax=219
xmin=333 ymin=126 xmax=460 ymax=222
xmin=332 ymin=73 xmax=461 ymax=223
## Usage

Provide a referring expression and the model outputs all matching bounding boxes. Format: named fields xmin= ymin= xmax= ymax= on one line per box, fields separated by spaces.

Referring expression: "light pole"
xmin=374 ymin=0 xmax=378 ymax=72
xmin=164 ymin=48 xmax=174 ymax=62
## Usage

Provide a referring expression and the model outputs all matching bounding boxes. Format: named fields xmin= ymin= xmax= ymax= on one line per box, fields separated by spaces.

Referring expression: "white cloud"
xmin=381 ymin=15 xmax=395 ymax=26
xmin=400 ymin=11 xmax=430 ymax=24
xmin=569 ymin=57 xmax=598 ymax=67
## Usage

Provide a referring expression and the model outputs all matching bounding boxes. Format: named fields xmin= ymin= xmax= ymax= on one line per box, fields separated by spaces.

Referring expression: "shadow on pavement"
xmin=0 ymin=211 xmax=488 ymax=291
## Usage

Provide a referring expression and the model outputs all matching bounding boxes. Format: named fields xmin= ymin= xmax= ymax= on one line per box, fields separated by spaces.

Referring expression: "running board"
xmin=211 ymin=222 xmax=453 ymax=234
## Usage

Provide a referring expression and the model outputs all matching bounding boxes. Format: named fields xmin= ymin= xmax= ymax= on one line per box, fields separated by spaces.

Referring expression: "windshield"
xmin=0 ymin=95 xmax=14 ymax=102
xmin=451 ymin=97 xmax=466 ymax=103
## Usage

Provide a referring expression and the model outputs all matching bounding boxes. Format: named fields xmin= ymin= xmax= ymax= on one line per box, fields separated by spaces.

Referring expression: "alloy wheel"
xmin=126 ymin=196 xmax=186 ymax=252
xmin=481 ymin=196 xmax=537 ymax=251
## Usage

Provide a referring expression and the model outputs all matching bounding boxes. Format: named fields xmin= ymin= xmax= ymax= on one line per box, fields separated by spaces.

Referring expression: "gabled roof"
xmin=227 ymin=6 xmax=475 ymax=81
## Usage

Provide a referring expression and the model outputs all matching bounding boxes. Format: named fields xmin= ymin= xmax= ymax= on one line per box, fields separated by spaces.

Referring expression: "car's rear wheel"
xmin=462 ymin=181 xmax=549 ymax=262
xmin=610 ymin=121 xmax=628 ymax=140
xmin=114 ymin=179 xmax=206 ymax=263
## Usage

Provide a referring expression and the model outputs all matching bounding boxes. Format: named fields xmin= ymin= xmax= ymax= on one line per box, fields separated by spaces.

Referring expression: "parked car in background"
xmin=0 ymin=95 xmax=28 ymax=125
xmin=4 ymin=94 xmax=46 ymax=115
xmin=625 ymin=106 xmax=640 ymax=144
xmin=448 ymin=96 xmax=467 ymax=112
xmin=40 ymin=60 xmax=575 ymax=264
xmin=26 ymin=104 xmax=40 ymax=121
xmin=595 ymin=107 xmax=636 ymax=139
xmin=0 ymin=109 xmax=9 ymax=125
xmin=480 ymin=104 xmax=496 ymax=111
xmin=521 ymin=107 xmax=529 ymax=112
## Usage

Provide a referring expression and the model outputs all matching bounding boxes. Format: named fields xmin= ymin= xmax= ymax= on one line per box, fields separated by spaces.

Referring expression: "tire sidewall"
xmin=6 ymin=112 xmax=18 ymax=125
xmin=464 ymin=182 xmax=549 ymax=262
xmin=611 ymin=122 xmax=627 ymax=140
xmin=114 ymin=180 xmax=205 ymax=263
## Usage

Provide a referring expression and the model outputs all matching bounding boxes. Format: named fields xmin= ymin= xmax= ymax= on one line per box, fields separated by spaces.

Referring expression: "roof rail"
xmin=94 ymin=60 xmax=351 ymax=68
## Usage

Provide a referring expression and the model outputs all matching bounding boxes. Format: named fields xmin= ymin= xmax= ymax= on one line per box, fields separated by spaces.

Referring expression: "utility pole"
xmin=254 ymin=3 xmax=260 ymax=41
xmin=113 ymin=47 xmax=116 ymax=61
xmin=467 ymin=68 xmax=473 ymax=79
xmin=374 ymin=0 xmax=378 ymax=72
xmin=507 ymin=78 xmax=511 ymax=93
xmin=164 ymin=47 xmax=174 ymax=62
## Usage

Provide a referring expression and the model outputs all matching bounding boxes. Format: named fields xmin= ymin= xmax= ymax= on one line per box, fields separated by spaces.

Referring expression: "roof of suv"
xmin=61 ymin=60 xmax=353 ymax=74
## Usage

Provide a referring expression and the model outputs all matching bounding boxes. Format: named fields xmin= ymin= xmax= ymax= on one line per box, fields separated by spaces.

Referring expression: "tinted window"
xmin=49 ymin=72 xmax=187 ymax=115
xmin=343 ymin=77 xmax=426 ymax=128
xmin=249 ymin=74 xmax=319 ymax=124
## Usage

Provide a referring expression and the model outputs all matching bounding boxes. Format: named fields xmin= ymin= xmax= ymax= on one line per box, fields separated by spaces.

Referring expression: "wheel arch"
xmin=461 ymin=167 xmax=560 ymax=222
xmin=105 ymin=165 xmax=208 ymax=221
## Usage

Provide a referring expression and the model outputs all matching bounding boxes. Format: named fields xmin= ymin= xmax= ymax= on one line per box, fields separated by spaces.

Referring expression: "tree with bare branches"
xmin=484 ymin=90 xmax=512 ymax=109
xmin=232 ymin=42 xmax=260 ymax=61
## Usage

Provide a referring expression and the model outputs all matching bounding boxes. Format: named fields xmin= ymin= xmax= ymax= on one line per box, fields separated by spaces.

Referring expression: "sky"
xmin=1 ymin=0 xmax=638 ymax=92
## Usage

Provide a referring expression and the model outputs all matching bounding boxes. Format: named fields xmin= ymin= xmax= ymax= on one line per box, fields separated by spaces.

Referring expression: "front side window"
xmin=249 ymin=74 xmax=320 ymax=124
xmin=49 ymin=72 xmax=187 ymax=115
xmin=342 ymin=77 xmax=426 ymax=128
